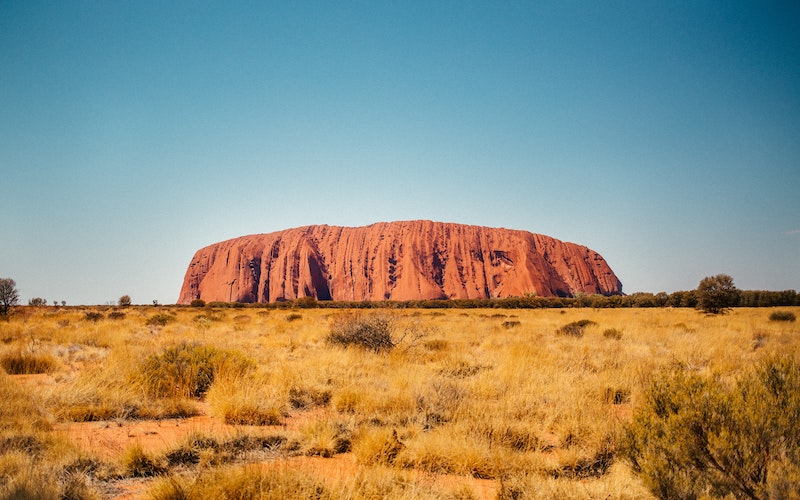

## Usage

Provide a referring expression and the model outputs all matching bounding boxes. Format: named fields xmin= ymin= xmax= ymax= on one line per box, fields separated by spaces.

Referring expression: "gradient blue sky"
xmin=2 ymin=1 xmax=799 ymax=304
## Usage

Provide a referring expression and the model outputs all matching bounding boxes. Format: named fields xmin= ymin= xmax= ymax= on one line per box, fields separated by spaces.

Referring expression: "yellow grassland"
xmin=0 ymin=305 xmax=797 ymax=499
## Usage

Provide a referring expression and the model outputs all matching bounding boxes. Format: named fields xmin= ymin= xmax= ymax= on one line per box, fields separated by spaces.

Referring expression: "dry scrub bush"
xmin=157 ymin=431 xmax=290 ymax=471
xmin=625 ymin=355 xmax=800 ymax=499
xmin=769 ymin=310 xmax=796 ymax=322
xmin=327 ymin=312 xmax=432 ymax=353
xmin=327 ymin=311 xmax=395 ymax=352
xmin=556 ymin=319 xmax=597 ymax=338
xmin=146 ymin=312 xmax=176 ymax=327
xmin=83 ymin=311 xmax=103 ymax=322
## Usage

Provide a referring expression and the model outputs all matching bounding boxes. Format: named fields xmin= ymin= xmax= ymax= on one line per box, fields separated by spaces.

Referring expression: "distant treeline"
xmin=196 ymin=289 xmax=799 ymax=310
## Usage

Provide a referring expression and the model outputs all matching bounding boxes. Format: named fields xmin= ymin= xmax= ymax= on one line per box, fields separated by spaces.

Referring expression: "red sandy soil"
xmin=49 ymin=400 xmax=498 ymax=499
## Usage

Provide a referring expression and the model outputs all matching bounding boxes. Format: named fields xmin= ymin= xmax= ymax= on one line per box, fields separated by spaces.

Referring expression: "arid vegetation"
xmin=0 ymin=305 xmax=797 ymax=499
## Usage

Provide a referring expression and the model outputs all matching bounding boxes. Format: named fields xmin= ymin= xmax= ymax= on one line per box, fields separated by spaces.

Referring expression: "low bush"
xmin=288 ymin=385 xmax=332 ymax=410
xmin=327 ymin=312 xmax=395 ymax=352
xmin=190 ymin=299 xmax=206 ymax=307
xmin=137 ymin=343 xmax=254 ymax=399
xmin=83 ymin=311 xmax=103 ymax=322
xmin=556 ymin=319 xmax=597 ymax=338
xmin=625 ymin=355 xmax=800 ymax=499
xmin=121 ymin=444 xmax=166 ymax=477
xmin=769 ymin=310 xmax=796 ymax=322
xmin=107 ymin=311 xmax=126 ymax=320
xmin=602 ymin=328 xmax=622 ymax=340
xmin=146 ymin=313 xmax=176 ymax=327
xmin=162 ymin=432 xmax=289 ymax=469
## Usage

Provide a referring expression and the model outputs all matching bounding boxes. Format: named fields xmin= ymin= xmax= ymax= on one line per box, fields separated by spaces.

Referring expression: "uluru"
xmin=178 ymin=221 xmax=622 ymax=304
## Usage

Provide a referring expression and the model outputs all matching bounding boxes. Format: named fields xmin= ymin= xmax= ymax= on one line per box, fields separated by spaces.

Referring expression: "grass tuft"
xmin=0 ymin=349 xmax=58 ymax=374
xmin=137 ymin=342 xmax=254 ymax=399
xmin=121 ymin=444 xmax=166 ymax=477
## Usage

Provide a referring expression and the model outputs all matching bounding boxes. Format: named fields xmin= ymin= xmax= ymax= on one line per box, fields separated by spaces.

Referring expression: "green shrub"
xmin=625 ymin=355 xmax=800 ymax=499
xmin=769 ymin=310 xmax=796 ymax=322
xmin=137 ymin=343 xmax=254 ymax=399
xmin=190 ymin=299 xmax=206 ymax=308
xmin=327 ymin=312 xmax=395 ymax=352
xmin=146 ymin=313 xmax=176 ymax=327
xmin=556 ymin=319 xmax=597 ymax=338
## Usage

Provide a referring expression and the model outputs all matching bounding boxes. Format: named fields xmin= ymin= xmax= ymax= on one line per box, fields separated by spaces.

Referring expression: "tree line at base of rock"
xmin=4 ymin=274 xmax=798 ymax=317
xmin=189 ymin=288 xmax=798 ymax=311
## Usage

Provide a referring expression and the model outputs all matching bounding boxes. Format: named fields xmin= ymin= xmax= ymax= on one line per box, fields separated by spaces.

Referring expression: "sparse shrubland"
xmin=0 ymin=304 xmax=796 ymax=498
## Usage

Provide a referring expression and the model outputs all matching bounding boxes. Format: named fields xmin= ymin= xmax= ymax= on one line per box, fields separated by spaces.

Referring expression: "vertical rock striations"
xmin=178 ymin=221 xmax=622 ymax=303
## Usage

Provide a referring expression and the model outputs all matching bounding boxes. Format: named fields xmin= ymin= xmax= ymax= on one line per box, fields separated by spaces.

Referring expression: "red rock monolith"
xmin=178 ymin=221 xmax=622 ymax=303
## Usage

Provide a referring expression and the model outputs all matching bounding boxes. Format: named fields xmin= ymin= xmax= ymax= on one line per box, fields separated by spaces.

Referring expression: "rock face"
xmin=178 ymin=221 xmax=622 ymax=304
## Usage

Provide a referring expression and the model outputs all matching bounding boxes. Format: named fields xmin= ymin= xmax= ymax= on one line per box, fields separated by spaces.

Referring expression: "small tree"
xmin=118 ymin=295 xmax=132 ymax=307
xmin=696 ymin=274 xmax=739 ymax=314
xmin=0 ymin=278 xmax=20 ymax=317
xmin=28 ymin=297 xmax=47 ymax=307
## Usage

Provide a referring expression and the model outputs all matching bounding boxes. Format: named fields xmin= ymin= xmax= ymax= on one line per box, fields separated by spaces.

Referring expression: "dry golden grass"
xmin=0 ymin=305 xmax=796 ymax=498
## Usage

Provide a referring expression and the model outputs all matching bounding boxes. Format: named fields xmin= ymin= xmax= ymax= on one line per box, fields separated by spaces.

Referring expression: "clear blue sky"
xmin=2 ymin=1 xmax=798 ymax=304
